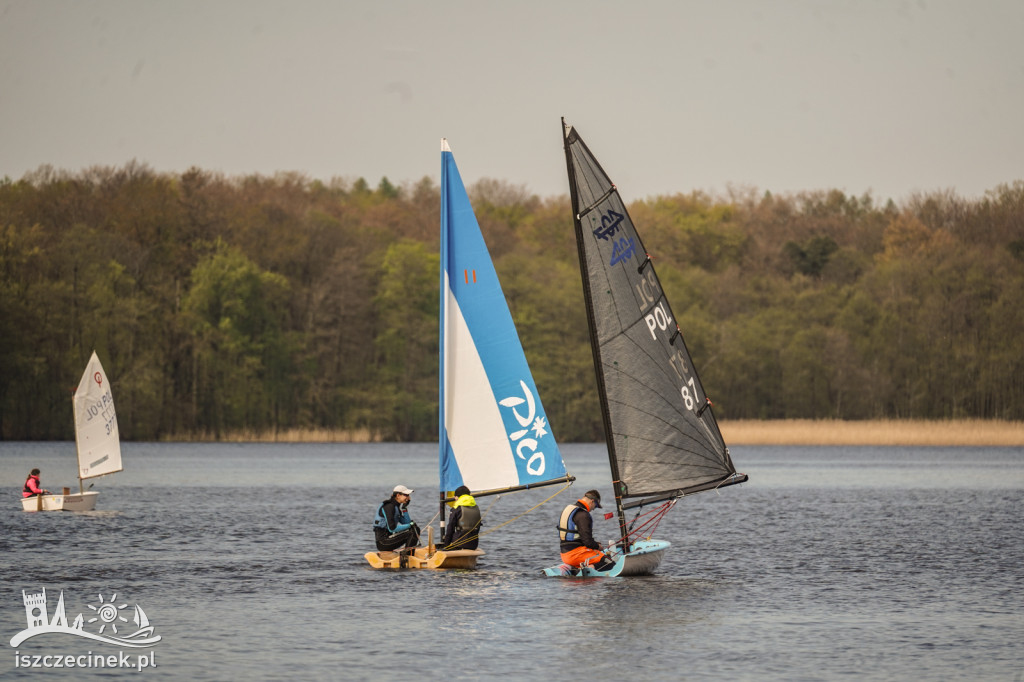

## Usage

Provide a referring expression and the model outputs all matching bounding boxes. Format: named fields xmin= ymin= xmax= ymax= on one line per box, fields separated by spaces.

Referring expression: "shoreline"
xmin=718 ymin=419 xmax=1024 ymax=446
xmin=165 ymin=419 xmax=1024 ymax=447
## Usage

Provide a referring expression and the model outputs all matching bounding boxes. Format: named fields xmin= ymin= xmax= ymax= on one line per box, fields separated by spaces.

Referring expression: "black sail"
xmin=562 ymin=120 xmax=745 ymax=507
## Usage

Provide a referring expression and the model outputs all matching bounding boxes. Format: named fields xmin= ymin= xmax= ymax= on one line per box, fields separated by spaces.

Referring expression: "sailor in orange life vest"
xmin=557 ymin=489 xmax=617 ymax=572
xmin=22 ymin=468 xmax=49 ymax=498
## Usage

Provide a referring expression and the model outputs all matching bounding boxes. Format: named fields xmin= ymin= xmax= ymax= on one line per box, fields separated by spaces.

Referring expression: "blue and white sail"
xmin=439 ymin=139 xmax=569 ymax=494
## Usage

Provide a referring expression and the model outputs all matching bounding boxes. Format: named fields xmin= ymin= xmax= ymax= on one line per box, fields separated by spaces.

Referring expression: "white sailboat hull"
xmin=21 ymin=491 xmax=99 ymax=512
xmin=617 ymin=539 xmax=670 ymax=576
xmin=542 ymin=539 xmax=671 ymax=577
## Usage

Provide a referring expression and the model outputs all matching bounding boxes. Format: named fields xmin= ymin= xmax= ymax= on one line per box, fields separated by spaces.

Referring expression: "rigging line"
xmin=442 ymin=532 xmax=476 ymax=550
xmin=712 ymin=472 xmax=746 ymax=494
xmin=632 ymin=500 xmax=673 ymax=531
xmin=439 ymin=493 xmax=501 ymax=549
xmin=422 ymin=510 xmax=440 ymax=531
xmin=639 ymin=507 xmax=672 ymax=539
xmin=472 ymin=479 xmax=576 ymax=540
xmin=607 ymin=500 xmax=676 ymax=548
xmin=628 ymin=505 xmax=671 ymax=541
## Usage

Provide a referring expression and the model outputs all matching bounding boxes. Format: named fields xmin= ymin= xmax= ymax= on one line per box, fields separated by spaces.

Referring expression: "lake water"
xmin=1 ymin=442 xmax=1021 ymax=680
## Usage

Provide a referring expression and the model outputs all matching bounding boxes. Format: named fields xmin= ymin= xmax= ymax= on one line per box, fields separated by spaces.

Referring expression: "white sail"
xmin=439 ymin=140 xmax=569 ymax=494
xmin=74 ymin=351 xmax=122 ymax=480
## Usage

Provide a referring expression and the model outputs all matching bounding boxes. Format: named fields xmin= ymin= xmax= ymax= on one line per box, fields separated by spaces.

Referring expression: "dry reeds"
xmin=163 ymin=427 xmax=381 ymax=443
xmin=162 ymin=420 xmax=1024 ymax=446
xmin=719 ymin=419 xmax=1024 ymax=446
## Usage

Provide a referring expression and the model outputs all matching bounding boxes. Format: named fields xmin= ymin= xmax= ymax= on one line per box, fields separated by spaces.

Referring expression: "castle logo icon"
xmin=10 ymin=588 xmax=162 ymax=649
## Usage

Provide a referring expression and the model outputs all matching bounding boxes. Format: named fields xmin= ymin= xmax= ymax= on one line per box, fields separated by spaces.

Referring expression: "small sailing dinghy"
xmin=365 ymin=140 xmax=574 ymax=570
xmin=543 ymin=120 xmax=747 ymax=577
xmin=21 ymin=351 xmax=122 ymax=512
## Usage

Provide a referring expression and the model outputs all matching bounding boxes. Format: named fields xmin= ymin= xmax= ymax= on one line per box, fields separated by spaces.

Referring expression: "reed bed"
xmin=719 ymin=419 xmax=1024 ymax=446
xmin=166 ymin=420 xmax=1024 ymax=446
xmin=166 ymin=427 xmax=381 ymax=443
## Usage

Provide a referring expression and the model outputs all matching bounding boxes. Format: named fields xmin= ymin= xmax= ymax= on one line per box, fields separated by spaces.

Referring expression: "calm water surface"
xmin=1 ymin=442 xmax=1021 ymax=680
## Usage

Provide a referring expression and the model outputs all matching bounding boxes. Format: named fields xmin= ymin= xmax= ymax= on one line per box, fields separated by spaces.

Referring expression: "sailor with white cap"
xmin=372 ymin=484 xmax=421 ymax=551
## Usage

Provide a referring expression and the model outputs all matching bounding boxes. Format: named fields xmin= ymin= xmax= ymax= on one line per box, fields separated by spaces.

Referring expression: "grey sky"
xmin=2 ymin=0 xmax=1022 ymax=203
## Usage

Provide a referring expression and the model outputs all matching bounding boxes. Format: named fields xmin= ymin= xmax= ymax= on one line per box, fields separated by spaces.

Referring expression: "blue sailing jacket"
xmin=374 ymin=499 xmax=412 ymax=534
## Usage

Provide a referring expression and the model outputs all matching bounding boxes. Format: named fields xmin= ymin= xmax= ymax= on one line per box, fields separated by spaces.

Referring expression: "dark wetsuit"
xmin=373 ymin=498 xmax=420 ymax=551
xmin=442 ymin=495 xmax=482 ymax=550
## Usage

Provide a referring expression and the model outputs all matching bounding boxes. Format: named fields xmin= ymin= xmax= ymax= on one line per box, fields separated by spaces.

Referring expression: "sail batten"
xmin=562 ymin=120 xmax=740 ymax=506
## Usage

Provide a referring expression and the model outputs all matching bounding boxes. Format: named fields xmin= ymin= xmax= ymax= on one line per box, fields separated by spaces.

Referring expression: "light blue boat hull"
xmin=541 ymin=539 xmax=670 ymax=578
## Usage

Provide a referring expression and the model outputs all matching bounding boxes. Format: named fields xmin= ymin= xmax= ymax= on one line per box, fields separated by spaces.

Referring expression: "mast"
xmin=72 ymin=388 xmax=84 ymax=494
xmin=439 ymin=138 xmax=450 ymax=532
xmin=562 ymin=118 xmax=630 ymax=550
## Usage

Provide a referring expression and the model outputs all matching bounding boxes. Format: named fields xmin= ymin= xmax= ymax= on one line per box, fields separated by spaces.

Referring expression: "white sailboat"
xmin=365 ymin=140 xmax=574 ymax=569
xmin=543 ymin=119 xmax=747 ymax=577
xmin=21 ymin=351 xmax=122 ymax=512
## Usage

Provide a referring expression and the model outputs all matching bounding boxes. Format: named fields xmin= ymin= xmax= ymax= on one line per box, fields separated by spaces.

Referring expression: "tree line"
xmin=1 ymin=162 xmax=1022 ymax=441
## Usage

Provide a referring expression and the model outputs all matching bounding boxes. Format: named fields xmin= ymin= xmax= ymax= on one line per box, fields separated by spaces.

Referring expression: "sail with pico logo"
xmin=439 ymin=138 xmax=571 ymax=496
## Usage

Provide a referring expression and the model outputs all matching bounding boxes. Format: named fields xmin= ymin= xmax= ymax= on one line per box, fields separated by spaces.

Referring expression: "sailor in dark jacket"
xmin=557 ymin=489 xmax=616 ymax=571
xmin=373 ymin=485 xmax=421 ymax=551
xmin=441 ymin=485 xmax=482 ymax=550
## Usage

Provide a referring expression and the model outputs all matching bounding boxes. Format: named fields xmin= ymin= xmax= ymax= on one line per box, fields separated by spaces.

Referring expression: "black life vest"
xmin=456 ymin=502 xmax=481 ymax=532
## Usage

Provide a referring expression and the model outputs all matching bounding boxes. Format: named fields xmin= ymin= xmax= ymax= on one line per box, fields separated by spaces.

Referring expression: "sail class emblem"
xmin=609 ymin=236 xmax=636 ymax=266
xmin=499 ymin=380 xmax=548 ymax=475
xmin=592 ymin=209 xmax=625 ymax=240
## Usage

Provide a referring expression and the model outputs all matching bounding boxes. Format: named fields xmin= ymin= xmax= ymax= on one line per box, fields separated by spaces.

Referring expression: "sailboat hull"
xmin=542 ymin=539 xmax=670 ymax=578
xmin=20 ymin=491 xmax=99 ymax=512
xmin=364 ymin=547 xmax=484 ymax=570
xmin=618 ymin=539 xmax=670 ymax=576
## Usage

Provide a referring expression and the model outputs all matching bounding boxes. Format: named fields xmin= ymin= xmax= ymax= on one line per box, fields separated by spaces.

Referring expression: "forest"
xmin=1 ymin=162 xmax=1022 ymax=441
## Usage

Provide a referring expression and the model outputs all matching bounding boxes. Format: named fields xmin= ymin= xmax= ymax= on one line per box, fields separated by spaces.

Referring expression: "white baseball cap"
xmin=393 ymin=485 xmax=414 ymax=495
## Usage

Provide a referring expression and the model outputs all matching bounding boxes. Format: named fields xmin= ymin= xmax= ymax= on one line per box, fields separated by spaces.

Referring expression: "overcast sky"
xmin=2 ymin=0 xmax=1022 ymax=203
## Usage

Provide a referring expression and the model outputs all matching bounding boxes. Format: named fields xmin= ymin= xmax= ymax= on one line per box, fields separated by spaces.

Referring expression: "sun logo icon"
xmin=87 ymin=593 xmax=129 ymax=634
